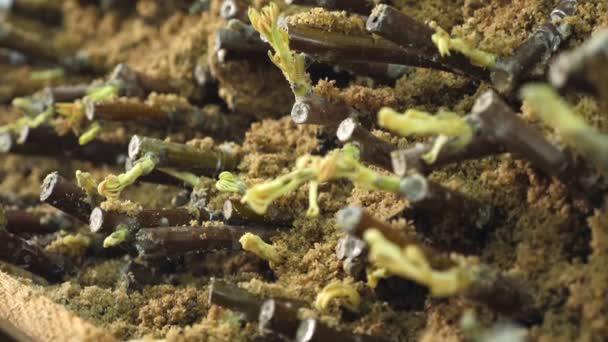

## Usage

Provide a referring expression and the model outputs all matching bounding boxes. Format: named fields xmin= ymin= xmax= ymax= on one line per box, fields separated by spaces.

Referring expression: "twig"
xmin=490 ymin=0 xmax=578 ymax=94
xmin=286 ymin=23 xmax=451 ymax=72
xmin=208 ymin=279 xmax=262 ymax=322
xmin=128 ymin=135 xmax=240 ymax=175
xmin=366 ymin=4 xmax=490 ymax=81
xmin=0 ymin=126 xmax=127 ymax=165
xmin=89 ymin=207 xmax=202 ymax=234
xmin=134 ymin=225 xmax=278 ymax=258
xmin=549 ymin=29 xmax=608 ymax=98
xmin=5 ymin=210 xmax=69 ymax=235
xmin=40 ymin=171 xmax=92 ymax=223
xmin=337 ymin=117 xmax=395 ymax=170
xmin=295 ymin=318 xmax=390 ymax=342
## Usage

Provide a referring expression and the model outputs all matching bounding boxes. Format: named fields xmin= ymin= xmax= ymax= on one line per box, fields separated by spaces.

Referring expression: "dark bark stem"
xmin=490 ymin=0 xmax=578 ymax=94
xmin=0 ymin=21 xmax=62 ymax=62
xmin=134 ymin=225 xmax=278 ymax=258
xmin=128 ymin=135 xmax=240 ymax=175
xmin=337 ymin=117 xmax=395 ymax=170
xmin=89 ymin=207 xmax=202 ymax=234
xmin=549 ymin=29 xmax=608 ymax=98
xmin=0 ymin=126 xmax=127 ymax=165
xmin=40 ymin=172 xmax=92 ymax=223
xmin=366 ymin=4 xmax=490 ymax=81
xmin=85 ymin=101 xmax=171 ymax=126
xmin=5 ymin=210 xmax=68 ymax=235
xmin=208 ymin=279 xmax=262 ymax=322
xmin=0 ymin=227 xmax=69 ymax=282
xmin=296 ymin=318 xmax=390 ymax=342
xmin=291 ymin=94 xmax=354 ymax=126
xmin=336 ymin=206 xmax=452 ymax=269
xmin=220 ymin=0 xmax=249 ymax=22
xmin=259 ymin=299 xmax=302 ymax=339
xmin=286 ymin=23 xmax=452 ymax=72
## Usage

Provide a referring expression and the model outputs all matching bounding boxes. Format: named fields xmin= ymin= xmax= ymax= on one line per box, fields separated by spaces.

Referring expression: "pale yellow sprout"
xmin=366 ymin=268 xmax=389 ymax=289
xmin=103 ymin=226 xmax=129 ymax=248
xmin=241 ymin=145 xmax=401 ymax=214
xmin=98 ymin=154 xmax=157 ymax=201
xmin=378 ymin=108 xmax=473 ymax=163
xmin=216 ymin=171 xmax=247 ymax=194
xmin=521 ymin=84 xmax=608 ymax=173
xmin=78 ymin=121 xmax=102 ymax=145
xmin=429 ymin=22 xmax=496 ymax=68
xmin=0 ymin=107 xmax=54 ymax=135
xmin=248 ymin=3 xmax=312 ymax=97
xmin=76 ymin=170 xmax=101 ymax=205
xmin=364 ymin=229 xmax=479 ymax=297
xmin=242 ymin=168 xmax=315 ymax=214
xmin=306 ymin=181 xmax=319 ymax=217
xmin=239 ymin=232 xmax=281 ymax=264
xmin=29 ymin=68 xmax=65 ymax=82
xmin=314 ymin=281 xmax=361 ymax=312
xmin=160 ymin=169 xmax=201 ymax=188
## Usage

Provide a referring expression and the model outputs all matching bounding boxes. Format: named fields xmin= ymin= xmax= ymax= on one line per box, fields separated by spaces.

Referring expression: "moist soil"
xmin=1 ymin=0 xmax=608 ymax=341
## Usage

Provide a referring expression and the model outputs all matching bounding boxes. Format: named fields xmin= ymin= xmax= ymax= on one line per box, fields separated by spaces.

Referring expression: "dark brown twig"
xmin=0 ymin=21 xmax=62 ymax=62
xmin=549 ymin=29 xmax=608 ymax=98
xmin=134 ymin=225 xmax=278 ymax=258
xmin=208 ymin=279 xmax=262 ymax=322
xmin=400 ymin=173 xmax=492 ymax=229
xmin=223 ymin=199 xmax=291 ymax=227
xmin=89 ymin=207 xmax=202 ymax=234
xmin=291 ymin=94 xmax=355 ymax=126
xmin=259 ymin=298 xmax=303 ymax=339
xmin=296 ymin=318 xmax=390 ymax=342
xmin=336 ymin=117 xmax=395 ymax=170
xmin=40 ymin=171 xmax=92 ymax=223
xmin=389 ymin=90 xmax=577 ymax=185
xmin=128 ymin=135 xmax=240 ymax=175
xmin=0 ymin=210 xmax=69 ymax=282
xmin=286 ymin=23 xmax=451 ymax=72
xmin=85 ymin=101 xmax=171 ymax=126
xmin=490 ymin=0 xmax=578 ymax=94
xmin=220 ymin=0 xmax=249 ymax=22
xmin=0 ymin=126 xmax=127 ymax=165
xmin=5 ymin=210 xmax=69 ymax=235
xmin=336 ymin=206 xmax=452 ymax=268
xmin=4 ymin=0 xmax=63 ymax=25
xmin=366 ymin=4 xmax=490 ymax=81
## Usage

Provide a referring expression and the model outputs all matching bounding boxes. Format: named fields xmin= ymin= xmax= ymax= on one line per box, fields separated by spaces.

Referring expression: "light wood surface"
xmin=0 ymin=271 xmax=116 ymax=342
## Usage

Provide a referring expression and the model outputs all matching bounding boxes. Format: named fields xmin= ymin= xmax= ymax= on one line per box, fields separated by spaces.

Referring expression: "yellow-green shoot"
xmin=521 ymin=84 xmax=608 ymax=174
xmin=248 ymin=2 xmax=312 ymax=98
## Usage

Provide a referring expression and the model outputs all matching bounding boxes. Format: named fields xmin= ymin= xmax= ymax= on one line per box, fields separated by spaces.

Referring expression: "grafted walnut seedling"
xmin=241 ymin=145 xmax=401 ymax=215
xmin=97 ymin=154 xmax=157 ymax=201
xmin=364 ymin=228 xmax=479 ymax=297
xmin=521 ymin=84 xmax=608 ymax=174
xmin=378 ymin=107 xmax=473 ymax=164
xmin=364 ymin=229 xmax=538 ymax=320
xmin=248 ymin=2 xmax=312 ymax=98
xmin=429 ymin=22 xmax=497 ymax=69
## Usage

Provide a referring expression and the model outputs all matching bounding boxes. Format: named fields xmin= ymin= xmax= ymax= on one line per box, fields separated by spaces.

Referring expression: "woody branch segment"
xmin=366 ymin=4 xmax=490 ymax=81
xmin=128 ymin=135 xmax=240 ymax=175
